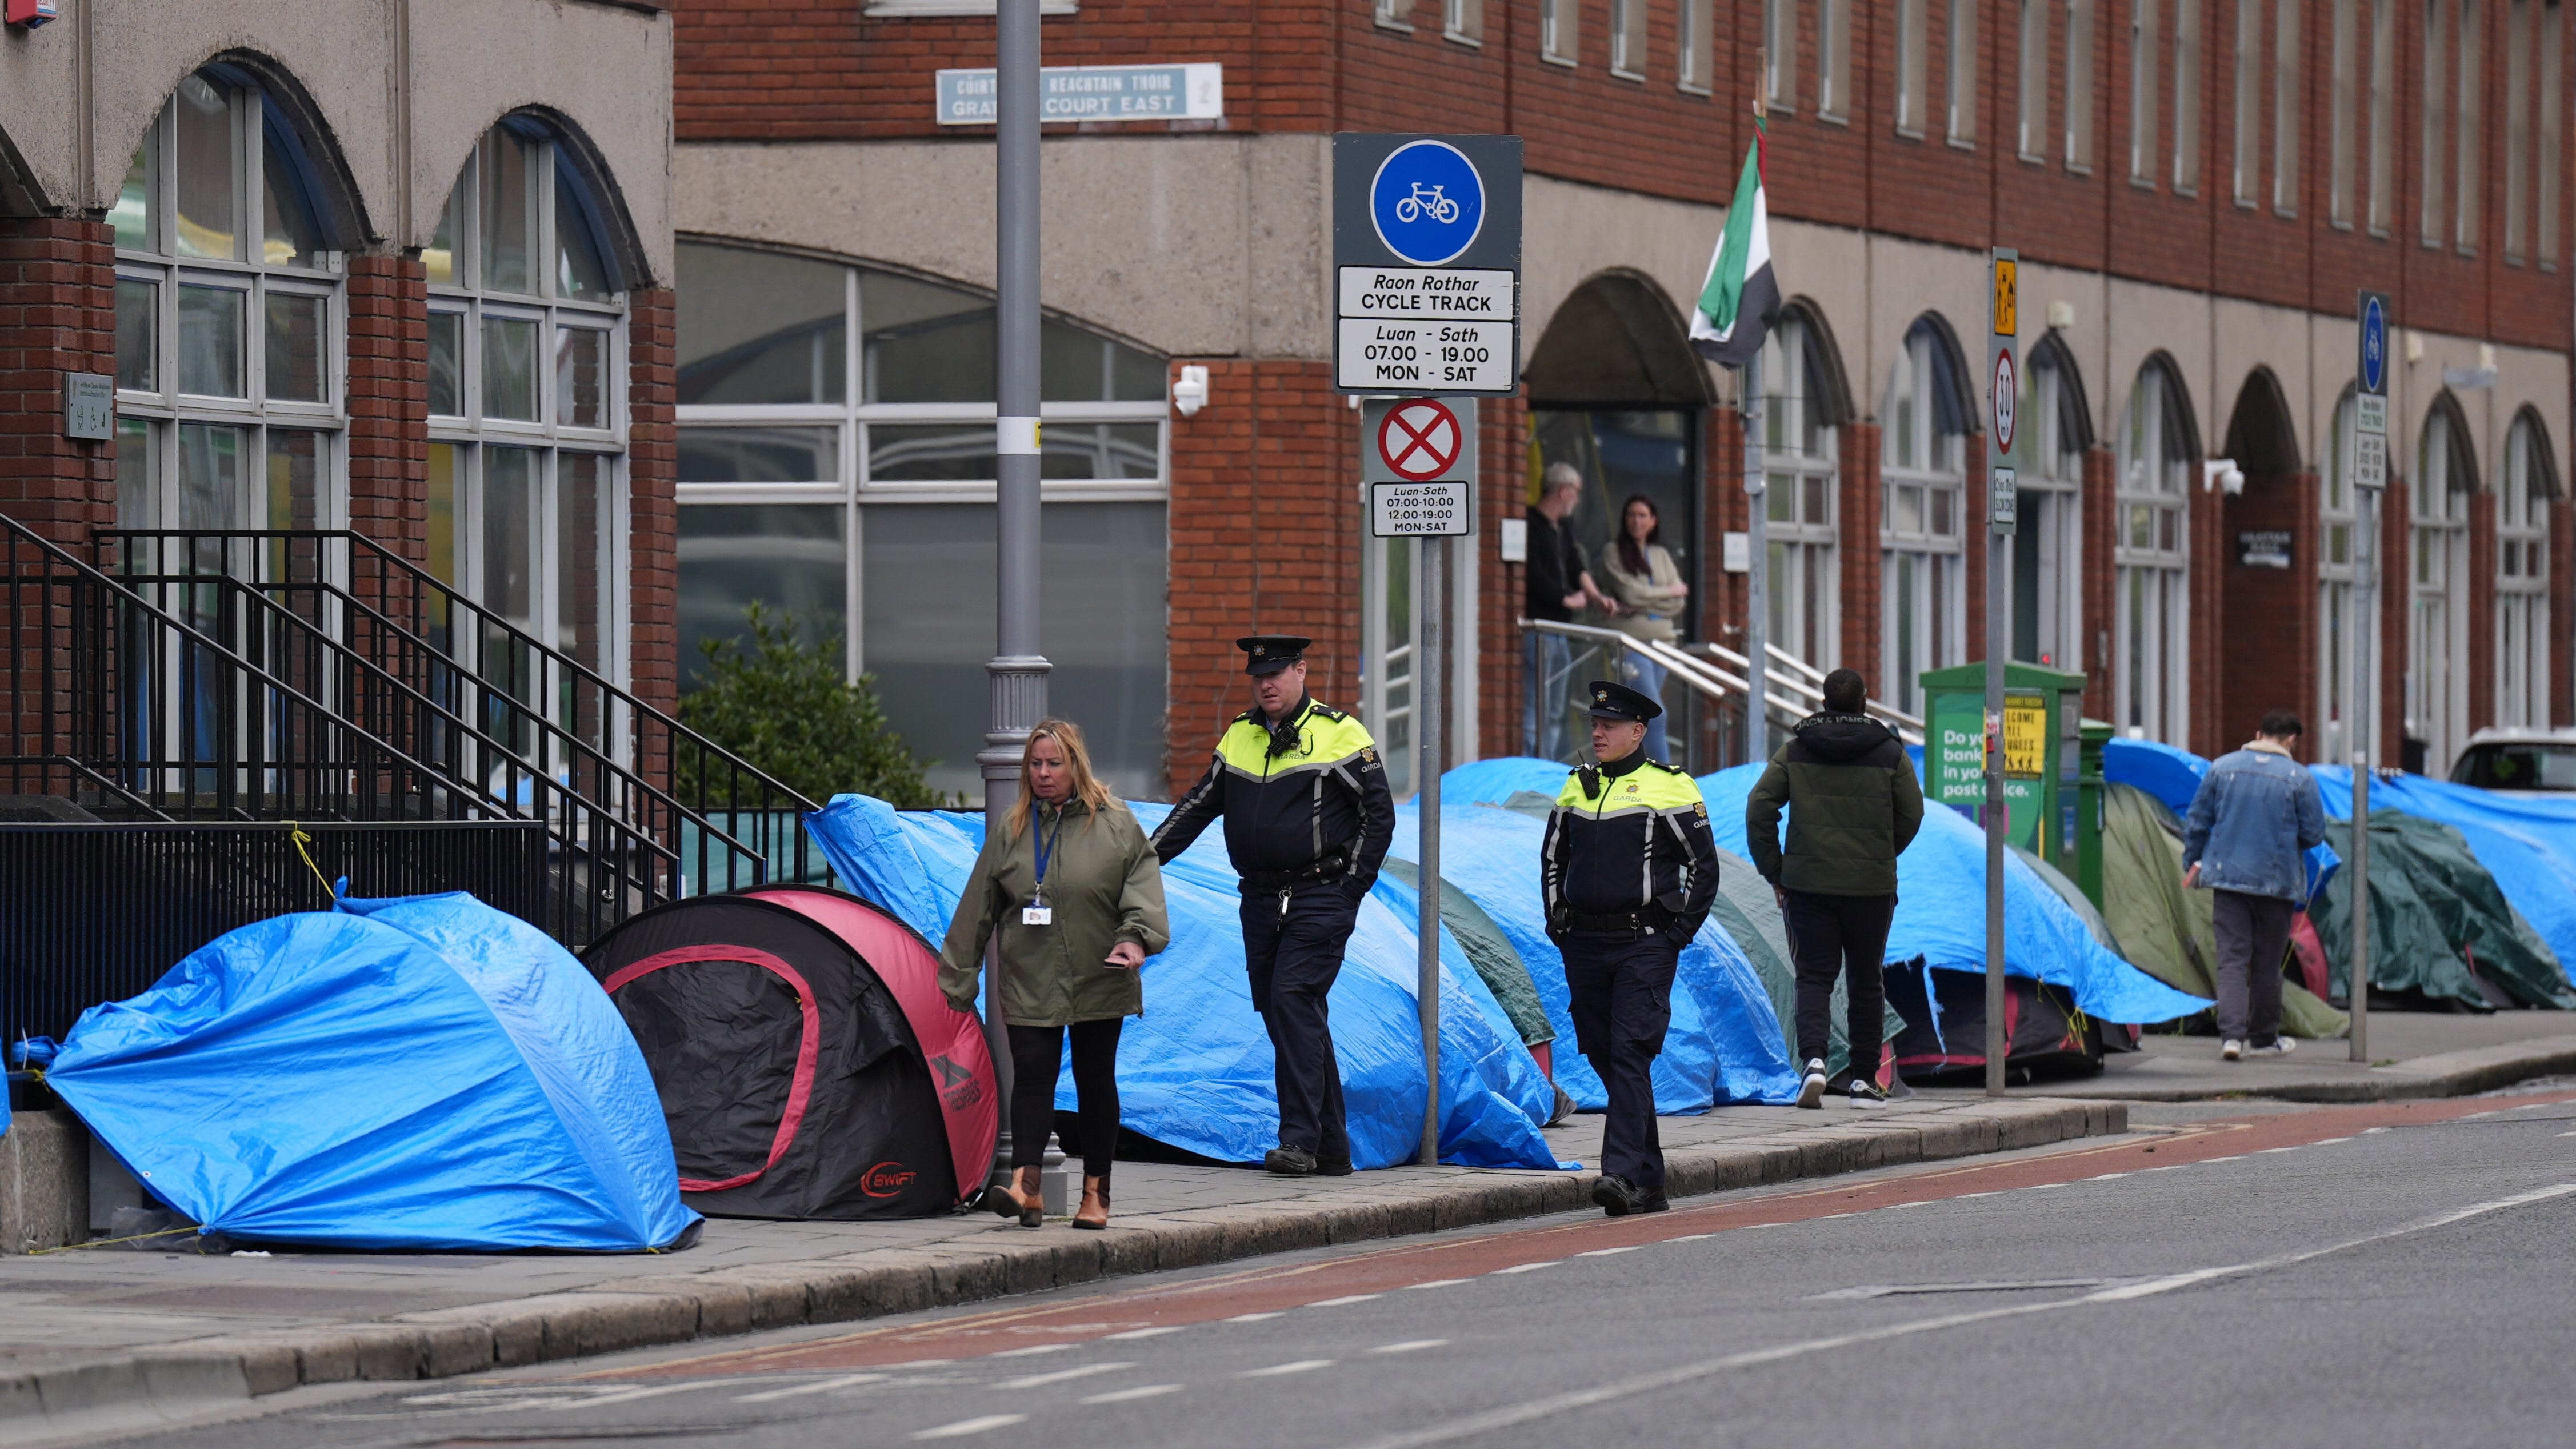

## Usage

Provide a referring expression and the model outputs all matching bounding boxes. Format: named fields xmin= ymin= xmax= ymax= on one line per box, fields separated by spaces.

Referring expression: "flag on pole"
xmin=1690 ymin=123 xmax=1778 ymax=367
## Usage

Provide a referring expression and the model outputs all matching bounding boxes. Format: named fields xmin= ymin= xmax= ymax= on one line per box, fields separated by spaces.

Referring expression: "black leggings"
xmin=1007 ymin=1018 xmax=1124 ymax=1181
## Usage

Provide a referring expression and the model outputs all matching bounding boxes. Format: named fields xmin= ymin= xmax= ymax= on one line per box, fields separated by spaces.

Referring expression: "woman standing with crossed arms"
xmin=940 ymin=719 xmax=1169 ymax=1230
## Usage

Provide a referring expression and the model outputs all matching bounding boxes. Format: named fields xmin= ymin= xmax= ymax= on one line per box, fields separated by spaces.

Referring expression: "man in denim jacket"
xmin=2182 ymin=709 xmax=2327 ymax=1060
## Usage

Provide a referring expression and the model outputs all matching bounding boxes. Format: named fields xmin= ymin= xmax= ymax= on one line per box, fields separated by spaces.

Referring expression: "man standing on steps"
xmin=2182 ymin=709 xmax=2327 ymax=1063
xmin=1745 ymin=668 xmax=1923 ymax=1111
xmin=1541 ymin=680 xmax=1720 ymax=1217
xmin=1153 ymin=635 xmax=1394 ymax=1176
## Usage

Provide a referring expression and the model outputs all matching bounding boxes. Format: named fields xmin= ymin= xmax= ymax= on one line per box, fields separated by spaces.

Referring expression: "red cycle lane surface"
xmin=595 ymin=1090 xmax=2576 ymax=1379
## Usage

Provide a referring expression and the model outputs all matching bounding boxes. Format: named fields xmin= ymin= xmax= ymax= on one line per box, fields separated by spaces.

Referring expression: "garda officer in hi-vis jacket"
xmin=1152 ymin=635 xmax=1395 ymax=1176
xmin=1541 ymin=679 xmax=1719 ymax=1216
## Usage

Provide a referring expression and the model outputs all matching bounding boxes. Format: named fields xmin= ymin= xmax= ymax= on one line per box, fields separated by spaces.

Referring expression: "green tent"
xmin=2098 ymin=783 xmax=2348 ymax=1039
xmin=1378 ymin=857 xmax=1555 ymax=1048
xmin=2310 ymin=811 xmax=2576 ymax=1012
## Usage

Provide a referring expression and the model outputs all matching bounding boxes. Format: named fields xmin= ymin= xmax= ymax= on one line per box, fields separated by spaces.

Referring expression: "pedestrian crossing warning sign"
xmin=1992 ymin=258 xmax=2017 ymax=337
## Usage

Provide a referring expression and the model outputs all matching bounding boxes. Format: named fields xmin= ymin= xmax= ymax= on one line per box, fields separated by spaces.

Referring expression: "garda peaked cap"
xmin=1237 ymin=634 xmax=1312 ymax=675
xmin=1583 ymin=679 xmax=1663 ymax=722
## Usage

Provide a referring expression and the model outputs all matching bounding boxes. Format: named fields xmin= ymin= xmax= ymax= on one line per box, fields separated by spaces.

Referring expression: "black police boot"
xmin=1637 ymin=1187 xmax=1670 ymax=1214
xmin=1590 ymin=1174 xmax=1644 ymax=1217
xmin=1264 ymin=1145 xmax=1319 ymax=1176
xmin=1315 ymin=1155 xmax=1355 ymax=1177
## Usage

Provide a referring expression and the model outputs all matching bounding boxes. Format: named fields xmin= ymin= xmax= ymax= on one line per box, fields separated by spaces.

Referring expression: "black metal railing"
xmin=0 ymin=820 xmax=549 ymax=1047
xmin=99 ymin=527 xmax=836 ymax=916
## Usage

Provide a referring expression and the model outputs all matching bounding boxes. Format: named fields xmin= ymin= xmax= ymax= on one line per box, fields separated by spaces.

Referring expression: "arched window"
xmin=2410 ymin=401 xmax=2475 ymax=771
xmin=2497 ymin=411 xmax=2554 ymax=729
xmin=112 ymin=66 xmax=347 ymax=542
xmin=2319 ymin=388 xmax=2361 ymax=760
xmin=2114 ymin=359 xmax=2193 ymax=742
xmin=2009 ymin=334 xmax=2090 ymax=670
xmin=672 ymin=239 xmax=1169 ymax=802
xmin=1761 ymin=308 xmax=1843 ymax=670
xmin=424 ymin=119 xmax=631 ymax=701
xmin=1880 ymin=318 xmax=1970 ymax=715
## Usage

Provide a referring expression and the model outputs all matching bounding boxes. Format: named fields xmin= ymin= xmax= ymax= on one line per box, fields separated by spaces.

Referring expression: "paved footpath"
xmin=0 ymin=1094 xmax=2115 ymax=1438
xmin=2025 ymin=1010 xmax=2576 ymax=1102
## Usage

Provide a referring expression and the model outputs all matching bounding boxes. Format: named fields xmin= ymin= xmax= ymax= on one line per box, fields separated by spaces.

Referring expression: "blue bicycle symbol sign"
xmin=1370 ymin=140 xmax=1485 ymax=266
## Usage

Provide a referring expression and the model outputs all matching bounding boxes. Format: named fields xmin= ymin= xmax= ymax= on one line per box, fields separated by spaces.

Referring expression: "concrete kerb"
xmin=0 ymin=1098 xmax=2115 ymax=1444
xmin=2045 ymin=1034 xmax=2576 ymax=1104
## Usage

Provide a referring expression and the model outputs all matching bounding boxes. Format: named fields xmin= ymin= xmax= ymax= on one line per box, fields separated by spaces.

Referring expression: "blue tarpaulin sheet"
xmin=2310 ymin=766 xmax=2576 ymax=986
xmin=1393 ymin=796 xmax=1801 ymax=1111
xmin=1699 ymin=763 xmax=2210 ymax=1026
xmin=47 ymin=894 xmax=698 ymax=1251
xmin=2102 ymin=738 xmax=2340 ymax=901
xmin=806 ymin=795 xmax=1567 ymax=1170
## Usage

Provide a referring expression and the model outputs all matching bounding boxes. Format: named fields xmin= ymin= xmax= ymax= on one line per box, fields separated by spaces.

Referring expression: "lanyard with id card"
xmin=1022 ymin=809 xmax=1063 ymax=927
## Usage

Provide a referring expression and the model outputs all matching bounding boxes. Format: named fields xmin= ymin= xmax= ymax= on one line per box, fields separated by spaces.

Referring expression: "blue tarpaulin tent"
xmin=806 ymin=795 xmax=1568 ymax=1170
xmin=1699 ymin=763 xmax=2209 ymax=1026
xmin=48 ymin=894 xmax=698 ymax=1252
xmin=2310 ymin=766 xmax=2576 ymax=986
xmin=1406 ymin=774 xmax=1802 ymax=1108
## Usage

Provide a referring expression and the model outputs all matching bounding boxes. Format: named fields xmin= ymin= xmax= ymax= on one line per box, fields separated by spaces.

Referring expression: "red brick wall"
xmin=2377 ymin=478 xmax=2408 ymax=762
xmin=346 ymin=256 xmax=427 ymax=559
xmin=1839 ymin=421 xmax=1884 ymax=701
xmin=2466 ymin=486 xmax=2497 ymax=736
xmin=0 ymin=219 xmax=115 ymax=546
xmin=629 ymin=288 xmax=681 ymax=721
xmin=2077 ymin=445 xmax=2115 ymax=720
xmin=2215 ymin=469 xmax=2318 ymax=748
xmin=2555 ymin=497 xmax=2574 ymax=726
xmin=1162 ymin=358 xmax=1358 ymax=798
xmin=1478 ymin=391 xmax=1528 ymax=760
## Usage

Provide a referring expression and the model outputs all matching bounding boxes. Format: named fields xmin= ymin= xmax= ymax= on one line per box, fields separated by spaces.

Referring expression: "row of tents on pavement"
xmin=18 ymin=738 xmax=2576 ymax=1251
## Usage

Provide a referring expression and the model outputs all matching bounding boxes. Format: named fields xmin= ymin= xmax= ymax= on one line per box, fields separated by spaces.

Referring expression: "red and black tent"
xmin=1882 ymin=956 xmax=2106 ymax=1085
xmin=582 ymin=884 xmax=998 ymax=1220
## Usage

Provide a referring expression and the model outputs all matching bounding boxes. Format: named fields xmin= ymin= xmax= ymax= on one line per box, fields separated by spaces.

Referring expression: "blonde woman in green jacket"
xmin=939 ymin=718 xmax=1169 ymax=1230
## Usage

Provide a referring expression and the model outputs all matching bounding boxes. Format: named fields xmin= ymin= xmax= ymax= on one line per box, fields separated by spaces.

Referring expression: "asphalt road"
xmin=119 ymin=1087 xmax=2576 ymax=1449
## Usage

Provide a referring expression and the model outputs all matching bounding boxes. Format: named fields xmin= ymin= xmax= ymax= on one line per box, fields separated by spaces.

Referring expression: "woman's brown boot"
xmin=988 ymin=1166 xmax=1043 ymax=1227
xmin=1071 ymin=1175 xmax=1110 ymax=1230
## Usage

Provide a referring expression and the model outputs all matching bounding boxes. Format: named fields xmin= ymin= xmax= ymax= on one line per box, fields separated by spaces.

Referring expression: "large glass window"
xmin=426 ymin=122 xmax=629 ymax=697
xmin=2009 ymin=345 xmax=2086 ymax=671
xmin=113 ymin=69 xmax=344 ymax=539
xmin=1762 ymin=315 xmax=1840 ymax=671
xmin=1881 ymin=321 xmax=1970 ymax=717
xmin=2410 ymin=406 xmax=2473 ymax=771
xmin=674 ymin=240 xmax=1170 ymax=802
xmin=2496 ymin=413 xmax=2553 ymax=728
xmin=2115 ymin=363 xmax=2192 ymax=742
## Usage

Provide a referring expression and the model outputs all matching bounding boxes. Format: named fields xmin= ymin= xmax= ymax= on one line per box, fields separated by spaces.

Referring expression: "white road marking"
xmin=2311 ymin=1137 xmax=2353 ymax=1145
xmin=1401 ymin=1278 xmax=1470 ymax=1290
xmin=1224 ymin=1312 xmax=1284 ymax=1322
xmin=733 ymin=1373 xmax=888 ymax=1403
xmin=2255 ymin=1147 xmax=2301 ymax=1154
xmin=915 ymin=1414 xmax=1029 ymax=1439
xmin=2023 ymin=1184 xmax=2061 ymax=1191
xmin=1372 ymin=1340 xmax=1449 ymax=1354
xmin=1330 ymin=1182 xmax=2576 ymax=1449
xmin=2558 ymin=1131 xmax=2576 ymax=1138
xmin=1080 ymin=1384 xmax=1183 ymax=1404
xmin=2362 ymin=1127 xmax=2390 ymax=1134
xmin=1667 ymin=1231 xmax=1719 ymax=1239
xmin=990 ymin=1343 xmax=1078 ymax=1358
xmin=1576 ymin=1246 xmax=1645 ymax=1256
xmin=1491 ymin=1261 xmax=1558 ymax=1274
xmin=1241 ymin=1359 xmax=1335 ymax=1376
xmin=2201 ymin=1155 xmax=2242 ymax=1163
xmin=2089 ymin=1173 xmax=2131 ymax=1181
xmin=1307 ymin=1294 xmax=1382 ymax=1307
xmin=998 ymin=1362 xmax=1133 ymax=1390
xmin=1105 ymin=1326 xmax=1185 ymax=1340
xmin=2513 ymin=1103 xmax=2549 ymax=1110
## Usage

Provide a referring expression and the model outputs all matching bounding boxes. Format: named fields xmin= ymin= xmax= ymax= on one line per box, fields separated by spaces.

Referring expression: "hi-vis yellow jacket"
xmin=1151 ymin=695 xmax=1395 ymax=890
xmin=1540 ymin=751 xmax=1719 ymax=936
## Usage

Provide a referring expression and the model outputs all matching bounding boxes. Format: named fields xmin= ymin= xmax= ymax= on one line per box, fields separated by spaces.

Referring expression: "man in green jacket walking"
xmin=1745 ymin=667 xmax=1924 ymax=1109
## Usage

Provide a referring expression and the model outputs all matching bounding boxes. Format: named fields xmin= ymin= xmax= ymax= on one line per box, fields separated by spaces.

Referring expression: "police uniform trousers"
xmin=1562 ymin=929 xmax=1679 ymax=1194
xmin=1238 ymin=881 xmax=1359 ymax=1160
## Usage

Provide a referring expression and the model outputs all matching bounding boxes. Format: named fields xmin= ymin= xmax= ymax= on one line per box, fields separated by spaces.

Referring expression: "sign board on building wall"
xmin=935 ymin=65 xmax=1223 ymax=125
xmin=2237 ymin=530 xmax=2294 ymax=568
xmin=1331 ymin=135 xmax=1523 ymax=395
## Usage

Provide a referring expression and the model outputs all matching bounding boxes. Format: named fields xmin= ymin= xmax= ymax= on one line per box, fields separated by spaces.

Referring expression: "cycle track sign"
xmin=1331 ymin=133 xmax=1523 ymax=396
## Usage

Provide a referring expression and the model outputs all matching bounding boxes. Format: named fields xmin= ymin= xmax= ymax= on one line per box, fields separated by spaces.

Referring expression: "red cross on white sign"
xmin=1375 ymin=399 xmax=1464 ymax=481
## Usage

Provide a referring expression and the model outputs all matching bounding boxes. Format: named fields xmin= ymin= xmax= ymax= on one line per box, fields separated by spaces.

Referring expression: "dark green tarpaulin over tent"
xmin=1378 ymin=858 xmax=1554 ymax=1048
xmin=2310 ymin=811 xmax=2576 ymax=1012
xmin=2098 ymin=783 xmax=2349 ymax=1039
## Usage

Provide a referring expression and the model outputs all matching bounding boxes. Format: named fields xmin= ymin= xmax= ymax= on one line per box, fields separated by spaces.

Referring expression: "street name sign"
xmin=935 ymin=64 xmax=1223 ymax=125
xmin=1333 ymin=135 xmax=1523 ymax=394
xmin=1362 ymin=396 xmax=1477 ymax=536
xmin=2355 ymin=290 xmax=2390 ymax=490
